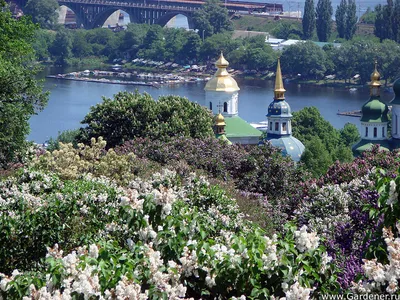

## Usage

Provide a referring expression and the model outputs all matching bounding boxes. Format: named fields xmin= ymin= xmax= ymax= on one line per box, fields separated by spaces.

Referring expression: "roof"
xmin=360 ymin=97 xmax=389 ymax=123
xmin=266 ymin=135 xmax=305 ymax=162
xmin=204 ymin=53 xmax=240 ymax=92
xmin=312 ymin=41 xmax=341 ymax=48
xmin=265 ymin=38 xmax=285 ymax=44
xmin=225 ymin=116 xmax=262 ymax=138
xmin=216 ymin=134 xmax=233 ymax=145
xmin=352 ymin=139 xmax=391 ymax=156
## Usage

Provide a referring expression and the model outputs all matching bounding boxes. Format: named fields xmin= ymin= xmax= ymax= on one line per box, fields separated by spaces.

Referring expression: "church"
xmin=205 ymin=53 xmax=305 ymax=162
xmin=352 ymin=62 xmax=400 ymax=155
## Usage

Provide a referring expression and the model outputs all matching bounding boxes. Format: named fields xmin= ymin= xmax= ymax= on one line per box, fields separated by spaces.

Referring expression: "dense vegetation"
xmin=5 ymin=2 xmax=400 ymax=297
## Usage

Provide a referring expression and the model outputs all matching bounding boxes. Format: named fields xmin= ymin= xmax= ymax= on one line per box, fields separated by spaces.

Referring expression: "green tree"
xmin=281 ymin=41 xmax=327 ymax=79
xmin=192 ymin=0 xmax=233 ymax=37
xmin=374 ymin=4 xmax=386 ymax=41
xmin=335 ymin=0 xmax=347 ymax=38
xmin=32 ymin=29 xmax=54 ymax=61
xmin=49 ymin=28 xmax=72 ymax=65
xmin=359 ymin=7 xmax=376 ymax=24
xmin=77 ymin=91 xmax=214 ymax=148
xmin=0 ymin=4 xmax=48 ymax=166
xmin=180 ymin=31 xmax=201 ymax=63
xmin=300 ymin=137 xmax=332 ymax=178
xmin=24 ymin=0 xmax=59 ymax=29
xmin=316 ymin=0 xmax=333 ymax=41
xmin=340 ymin=123 xmax=360 ymax=146
xmin=302 ymin=0 xmax=316 ymax=39
xmin=71 ymin=30 xmax=93 ymax=58
xmin=345 ymin=0 xmax=358 ymax=40
xmin=393 ymin=0 xmax=400 ymax=42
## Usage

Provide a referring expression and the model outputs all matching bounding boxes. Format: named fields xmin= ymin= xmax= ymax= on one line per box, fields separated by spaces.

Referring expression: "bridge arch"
xmin=91 ymin=8 xmax=137 ymax=28
xmin=156 ymin=12 xmax=194 ymax=30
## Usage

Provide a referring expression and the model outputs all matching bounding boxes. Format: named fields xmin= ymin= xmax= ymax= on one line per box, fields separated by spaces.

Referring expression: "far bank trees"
xmin=316 ymin=0 xmax=333 ymax=41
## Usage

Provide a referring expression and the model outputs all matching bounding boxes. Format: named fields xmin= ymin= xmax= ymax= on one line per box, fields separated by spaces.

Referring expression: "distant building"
xmin=261 ymin=58 xmax=305 ymax=161
xmin=265 ymin=38 xmax=340 ymax=51
xmin=352 ymin=62 xmax=390 ymax=156
xmin=205 ymin=53 xmax=262 ymax=144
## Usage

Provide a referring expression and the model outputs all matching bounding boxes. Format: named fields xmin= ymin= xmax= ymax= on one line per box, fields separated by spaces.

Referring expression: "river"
xmin=27 ymin=67 xmax=394 ymax=143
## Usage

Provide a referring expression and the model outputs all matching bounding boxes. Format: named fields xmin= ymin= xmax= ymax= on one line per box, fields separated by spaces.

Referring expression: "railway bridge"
xmin=10 ymin=0 xmax=283 ymax=29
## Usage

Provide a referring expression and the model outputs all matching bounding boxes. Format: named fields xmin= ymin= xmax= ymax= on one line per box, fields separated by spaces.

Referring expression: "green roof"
xmin=225 ymin=116 xmax=262 ymax=138
xmin=216 ymin=133 xmax=233 ymax=145
xmin=360 ymin=97 xmax=389 ymax=122
xmin=352 ymin=139 xmax=391 ymax=156
xmin=312 ymin=41 xmax=341 ymax=48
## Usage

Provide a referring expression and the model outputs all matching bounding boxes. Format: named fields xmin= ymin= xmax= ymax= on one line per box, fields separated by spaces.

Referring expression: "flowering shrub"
xmin=117 ymin=137 xmax=306 ymax=219
xmin=0 ymin=168 xmax=339 ymax=298
xmin=33 ymin=137 xmax=160 ymax=185
xmin=296 ymin=175 xmax=379 ymax=288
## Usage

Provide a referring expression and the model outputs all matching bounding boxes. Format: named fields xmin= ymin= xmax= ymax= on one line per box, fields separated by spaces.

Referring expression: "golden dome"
xmin=274 ymin=58 xmax=286 ymax=100
xmin=215 ymin=113 xmax=226 ymax=126
xmin=204 ymin=52 xmax=240 ymax=92
xmin=370 ymin=60 xmax=381 ymax=87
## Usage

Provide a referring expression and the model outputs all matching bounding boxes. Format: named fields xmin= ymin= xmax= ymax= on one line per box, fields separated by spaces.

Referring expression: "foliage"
xmin=49 ymin=28 xmax=73 ymax=65
xmin=33 ymin=137 xmax=158 ymax=185
xmin=374 ymin=0 xmax=400 ymax=42
xmin=359 ymin=7 xmax=376 ymax=24
xmin=335 ymin=0 xmax=347 ymax=38
xmin=272 ymin=22 xmax=303 ymax=40
xmin=46 ymin=129 xmax=80 ymax=151
xmin=24 ymin=0 xmax=59 ymax=29
xmin=302 ymin=0 xmax=316 ymax=39
xmin=0 ymin=168 xmax=340 ymax=298
xmin=292 ymin=107 xmax=354 ymax=178
xmin=0 ymin=5 xmax=48 ymax=168
xmin=316 ymin=0 xmax=333 ymax=41
xmin=77 ymin=91 xmax=214 ymax=148
xmin=345 ymin=0 xmax=358 ymax=40
xmin=281 ymin=41 xmax=327 ymax=80
xmin=192 ymin=0 xmax=233 ymax=38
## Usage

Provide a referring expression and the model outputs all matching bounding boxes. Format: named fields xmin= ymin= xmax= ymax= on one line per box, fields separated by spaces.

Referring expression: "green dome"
xmin=390 ymin=78 xmax=400 ymax=105
xmin=360 ymin=97 xmax=389 ymax=122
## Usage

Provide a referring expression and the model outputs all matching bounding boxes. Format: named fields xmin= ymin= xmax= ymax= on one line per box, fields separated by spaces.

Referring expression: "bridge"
xmin=10 ymin=0 xmax=283 ymax=29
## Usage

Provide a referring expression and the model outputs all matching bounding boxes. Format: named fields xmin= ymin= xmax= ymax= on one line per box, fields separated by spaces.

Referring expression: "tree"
xmin=374 ymin=5 xmax=386 ymax=41
xmin=300 ymin=136 xmax=332 ymax=178
xmin=180 ymin=31 xmax=201 ymax=62
xmin=77 ymin=91 xmax=214 ymax=148
xmin=345 ymin=0 xmax=358 ymax=40
xmin=281 ymin=41 xmax=327 ymax=79
xmin=24 ymin=0 xmax=59 ymax=29
xmin=32 ymin=29 xmax=55 ymax=61
xmin=192 ymin=0 xmax=233 ymax=38
xmin=335 ymin=0 xmax=347 ymax=38
xmin=316 ymin=0 xmax=333 ymax=41
xmin=340 ymin=123 xmax=360 ymax=146
xmin=303 ymin=0 xmax=316 ymax=39
xmin=49 ymin=28 xmax=72 ymax=65
xmin=0 ymin=4 xmax=48 ymax=166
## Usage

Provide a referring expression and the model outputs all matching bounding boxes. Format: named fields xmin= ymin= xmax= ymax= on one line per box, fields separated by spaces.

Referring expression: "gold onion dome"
xmin=215 ymin=113 xmax=226 ymax=126
xmin=370 ymin=60 xmax=381 ymax=87
xmin=274 ymin=58 xmax=286 ymax=100
xmin=204 ymin=52 xmax=240 ymax=92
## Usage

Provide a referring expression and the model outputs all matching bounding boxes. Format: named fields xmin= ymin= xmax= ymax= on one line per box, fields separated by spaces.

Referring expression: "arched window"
xmin=365 ymin=127 xmax=368 ymax=137
xmin=269 ymin=122 xmax=272 ymax=130
xmin=282 ymin=122 xmax=287 ymax=131
xmin=223 ymin=102 xmax=228 ymax=112
xmin=374 ymin=127 xmax=377 ymax=138
xmin=209 ymin=102 xmax=212 ymax=110
xmin=275 ymin=122 xmax=279 ymax=131
xmin=382 ymin=127 xmax=385 ymax=137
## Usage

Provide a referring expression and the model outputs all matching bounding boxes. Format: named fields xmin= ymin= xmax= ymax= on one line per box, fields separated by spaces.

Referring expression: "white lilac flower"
xmin=387 ymin=180 xmax=398 ymax=205
xmin=294 ymin=226 xmax=320 ymax=253
xmin=284 ymin=281 xmax=313 ymax=300
xmin=89 ymin=244 xmax=99 ymax=259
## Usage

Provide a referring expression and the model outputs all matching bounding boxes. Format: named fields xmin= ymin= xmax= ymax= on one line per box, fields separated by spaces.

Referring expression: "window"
xmin=365 ymin=127 xmax=368 ymax=137
xmin=223 ymin=102 xmax=228 ymax=112
xmin=282 ymin=122 xmax=287 ymax=131
xmin=396 ymin=115 xmax=398 ymax=135
xmin=269 ymin=122 xmax=272 ymax=130
xmin=382 ymin=127 xmax=385 ymax=137
xmin=209 ymin=102 xmax=212 ymax=110
xmin=275 ymin=122 xmax=279 ymax=131
xmin=374 ymin=127 xmax=377 ymax=138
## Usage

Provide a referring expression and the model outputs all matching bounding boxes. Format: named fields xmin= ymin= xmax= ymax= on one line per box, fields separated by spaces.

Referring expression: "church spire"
xmin=369 ymin=60 xmax=381 ymax=97
xmin=274 ymin=58 xmax=286 ymax=101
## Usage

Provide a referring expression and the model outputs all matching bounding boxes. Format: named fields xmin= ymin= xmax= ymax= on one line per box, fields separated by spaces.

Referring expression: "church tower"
xmin=205 ymin=53 xmax=261 ymax=144
xmin=213 ymin=112 xmax=232 ymax=145
xmin=263 ymin=58 xmax=304 ymax=161
xmin=204 ymin=52 xmax=239 ymax=117
xmin=352 ymin=61 xmax=390 ymax=156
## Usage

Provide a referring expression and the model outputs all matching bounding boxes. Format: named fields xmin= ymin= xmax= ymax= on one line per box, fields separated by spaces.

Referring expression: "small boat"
xmin=250 ymin=120 xmax=269 ymax=131
xmin=349 ymin=88 xmax=357 ymax=92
